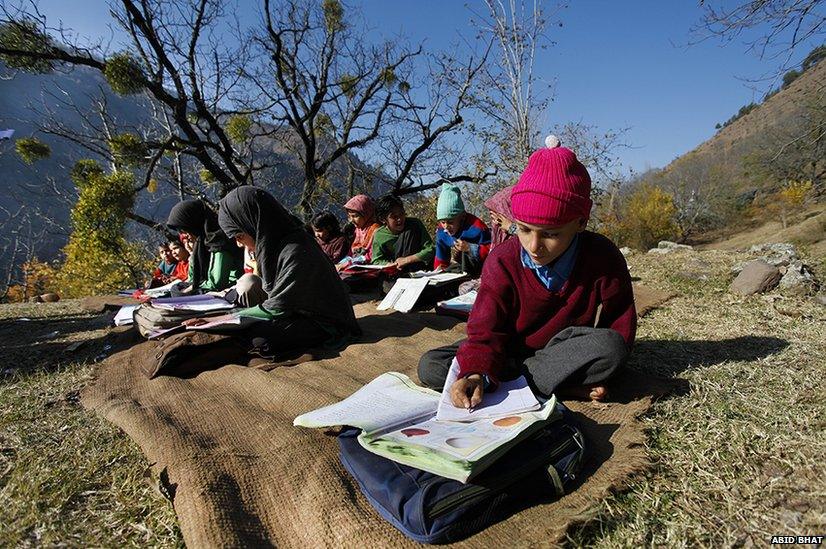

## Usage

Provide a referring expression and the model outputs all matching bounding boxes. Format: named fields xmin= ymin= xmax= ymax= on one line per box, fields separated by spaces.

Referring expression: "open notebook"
xmin=295 ymin=371 xmax=555 ymax=483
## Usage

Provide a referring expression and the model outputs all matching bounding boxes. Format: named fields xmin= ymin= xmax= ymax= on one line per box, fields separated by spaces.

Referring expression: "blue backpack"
xmin=338 ymin=408 xmax=585 ymax=544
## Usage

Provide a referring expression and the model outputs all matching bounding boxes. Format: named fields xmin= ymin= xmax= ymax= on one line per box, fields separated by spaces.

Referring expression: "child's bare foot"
xmin=558 ymin=384 xmax=608 ymax=402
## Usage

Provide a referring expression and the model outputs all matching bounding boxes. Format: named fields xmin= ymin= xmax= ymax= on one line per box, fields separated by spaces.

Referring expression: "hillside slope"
xmin=705 ymin=204 xmax=826 ymax=260
xmin=657 ymin=58 xmax=825 ymax=198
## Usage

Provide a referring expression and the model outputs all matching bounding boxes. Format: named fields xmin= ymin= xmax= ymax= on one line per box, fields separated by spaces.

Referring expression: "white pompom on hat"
xmin=544 ymin=134 xmax=561 ymax=148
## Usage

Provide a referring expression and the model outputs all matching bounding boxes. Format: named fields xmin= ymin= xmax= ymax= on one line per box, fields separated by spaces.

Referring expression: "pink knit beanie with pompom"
xmin=511 ymin=135 xmax=592 ymax=226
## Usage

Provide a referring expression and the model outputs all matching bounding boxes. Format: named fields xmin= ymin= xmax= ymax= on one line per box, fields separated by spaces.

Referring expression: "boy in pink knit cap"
xmin=418 ymin=136 xmax=636 ymax=403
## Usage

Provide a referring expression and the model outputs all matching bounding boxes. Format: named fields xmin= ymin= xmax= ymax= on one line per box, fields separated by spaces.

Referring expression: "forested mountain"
xmin=0 ymin=63 xmax=381 ymax=278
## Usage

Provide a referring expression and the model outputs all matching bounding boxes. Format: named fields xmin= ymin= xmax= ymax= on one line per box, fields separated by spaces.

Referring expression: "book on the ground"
xmin=409 ymin=270 xmax=468 ymax=286
xmin=434 ymin=358 xmax=541 ymax=422
xmin=113 ymin=305 xmax=137 ymax=326
xmin=377 ymin=278 xmax=430 ymax=313
xmin=435 ymin=291 xmax=477 ymax=318
xmin=151 ymin=294 xmax=234 ymax=312
xmin=294 ymin=372 xmax=557 ymax=483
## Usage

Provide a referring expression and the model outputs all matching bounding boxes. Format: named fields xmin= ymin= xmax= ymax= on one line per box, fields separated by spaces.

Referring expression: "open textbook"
xmin=294 ymin=372 xmax=557 ymax=483
xmin=146 ymin=313 xmax=244 ymax=340
xmin=150 ymin=294 xmax=234 ymax=312
xmin=377 ymin=278 xmax=429 ymax=313
xmin=409 ymin=270 xmax=468 ymax=285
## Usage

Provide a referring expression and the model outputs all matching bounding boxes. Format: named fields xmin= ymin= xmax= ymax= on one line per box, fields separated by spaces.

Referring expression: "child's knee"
xmin=236 ymin=273 xmax=262 ymax=292
xmin=417 ymin=350 xmax=449 ymax=389
xmin=598 ymin=328 xmax=629 ymax=364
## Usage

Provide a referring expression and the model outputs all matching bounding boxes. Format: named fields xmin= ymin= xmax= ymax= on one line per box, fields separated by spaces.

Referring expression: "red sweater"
xmin=456 ymin=231 xmax=636 ymax=384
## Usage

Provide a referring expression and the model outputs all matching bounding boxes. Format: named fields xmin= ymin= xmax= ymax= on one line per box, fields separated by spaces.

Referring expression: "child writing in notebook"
xmin=418 ymin=136 xmax=636 ymax=404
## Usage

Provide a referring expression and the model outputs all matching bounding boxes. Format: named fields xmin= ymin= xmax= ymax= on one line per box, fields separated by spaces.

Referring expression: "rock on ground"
xmin=730 ymin=260 xmax=782 ymax=295
xmin=778 ymin=261 xmax=820 ymax=296
xmin=749 ymin=243 xmax=798 ymax=267
xmin=648 ymin=241 xmax=694 ymax=255
xmin=676 ymin=258 xmax=714 ymax=282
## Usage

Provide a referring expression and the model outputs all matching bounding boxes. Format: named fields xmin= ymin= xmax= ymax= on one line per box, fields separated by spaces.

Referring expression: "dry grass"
xmin=705 ymin=205 xmax=826 ymax=254
xmin=569 ymin=248 xmax=826 ymax=546
xmin=0 ymin=246 xmax=824 ymax=546
xmin=0 ymin=301 xmax=182 ymax=547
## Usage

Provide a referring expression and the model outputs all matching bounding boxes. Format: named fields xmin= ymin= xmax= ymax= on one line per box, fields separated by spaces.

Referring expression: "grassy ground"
xmin=0 ymin=247 xmax=823 ymax=547
xmin=0 ymin=302 xmax=181 ymax=547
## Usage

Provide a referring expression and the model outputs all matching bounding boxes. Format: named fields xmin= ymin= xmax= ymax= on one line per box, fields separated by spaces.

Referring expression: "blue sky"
xmin=33 ymin=0 xmax=819 ymax=175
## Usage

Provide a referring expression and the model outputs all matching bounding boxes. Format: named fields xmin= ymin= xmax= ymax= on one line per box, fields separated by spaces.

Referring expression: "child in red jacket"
xmin=418 ymin=136 xmax=636 ymax=403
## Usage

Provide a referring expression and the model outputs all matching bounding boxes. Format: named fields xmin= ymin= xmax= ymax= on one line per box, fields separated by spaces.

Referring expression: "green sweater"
xmin=371 ymin=217 xmax=435 ymax=265
xmin=198 ymin=250 xmax=243 ymax=292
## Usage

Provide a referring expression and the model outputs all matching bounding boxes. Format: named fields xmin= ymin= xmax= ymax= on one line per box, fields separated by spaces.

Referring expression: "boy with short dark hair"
xmin=371 ymin=194 xmax=435 ymax=272
xmin=148 ymin=241 xmax=177 ymax=287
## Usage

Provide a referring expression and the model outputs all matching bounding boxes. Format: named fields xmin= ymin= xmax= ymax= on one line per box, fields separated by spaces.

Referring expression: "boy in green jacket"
xmin=371 ymin=194 xmax=435 ymax=272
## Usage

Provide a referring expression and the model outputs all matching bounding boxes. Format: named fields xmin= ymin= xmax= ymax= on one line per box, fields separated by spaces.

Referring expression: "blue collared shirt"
xmin=520 ymin=234 xmax=580 ymax=292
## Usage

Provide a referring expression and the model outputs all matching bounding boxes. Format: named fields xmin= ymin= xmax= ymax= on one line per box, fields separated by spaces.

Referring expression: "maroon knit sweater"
xmin=456 ymin=231 xmax=637 ymax=383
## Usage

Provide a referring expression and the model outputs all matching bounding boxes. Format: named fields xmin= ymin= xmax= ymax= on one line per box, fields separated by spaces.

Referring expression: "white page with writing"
xmin=153 ymin=298 xmax=233 ymax=312
xmin=377 ymin=277 xmax=429 ymax=313
xmin=435 ymin=358 xmax=541 ymax=422
xmin=113 ymin=305 xmax=137 ymax=326
xmin=294 ymin=372 xmax=439 ymax=434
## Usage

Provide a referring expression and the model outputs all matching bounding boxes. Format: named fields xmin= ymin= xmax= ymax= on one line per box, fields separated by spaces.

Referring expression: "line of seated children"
xmin=167 ymin=239 xmax=191 ymax=282
xmin=371 ymin=194 xmax=435 ymax=272
xmin=418 ymin=136 xmax=637 ymax=403
xmin=166 ymin=199 xmax=244 ymax=294
xmin=153 ymin=187 xmax=361 ymax=375
xmin=433 ymin=183 xmax=492 ymax=277
xmin=337 ymin=194 xmax=381 ymax=269
xmin=312 ymin=210 xmax=350 ymax=264
xmin=147 ymin=241 xmax=178 ymax=288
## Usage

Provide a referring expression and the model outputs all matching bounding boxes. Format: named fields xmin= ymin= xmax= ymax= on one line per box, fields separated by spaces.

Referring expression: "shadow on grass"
xmin=629 ymin=336 xmax=790 ymax=378
xmin=0 ymin=312 xmax=125 ymax=382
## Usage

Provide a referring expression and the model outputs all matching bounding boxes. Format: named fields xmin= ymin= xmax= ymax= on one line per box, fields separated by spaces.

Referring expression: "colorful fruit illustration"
xmin=492 ymin=416 xmax=521 ymax=427
xmin=400 ymin=428 xmax=430 ymax=437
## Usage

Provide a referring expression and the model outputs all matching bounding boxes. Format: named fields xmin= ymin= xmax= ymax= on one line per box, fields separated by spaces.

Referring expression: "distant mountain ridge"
xmin=0 ymin=62 xmax=382 ymax=277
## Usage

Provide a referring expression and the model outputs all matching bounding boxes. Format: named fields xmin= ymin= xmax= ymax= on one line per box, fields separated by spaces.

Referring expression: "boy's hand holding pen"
xmin=450 ymin=374 xmax=484 ymax=411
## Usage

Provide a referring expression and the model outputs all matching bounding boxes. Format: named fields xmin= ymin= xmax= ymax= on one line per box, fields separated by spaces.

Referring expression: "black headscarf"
xmin=218 ymin=186 xmax=359 ymax=335
xmin=167 ymin=199 xmax=238 ymax=289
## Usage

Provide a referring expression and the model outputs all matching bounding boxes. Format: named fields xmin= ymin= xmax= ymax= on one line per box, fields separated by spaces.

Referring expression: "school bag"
xmin=132 ymin=303 xmax=227 ymax=338
xmin=337 ymin=406 xmax=585 ymax=545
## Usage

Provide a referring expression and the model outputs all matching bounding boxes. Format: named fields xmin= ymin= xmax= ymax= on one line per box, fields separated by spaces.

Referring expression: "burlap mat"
xmin=82 ymin=301 xmax=674 ymax=547
xmin=632 ymin=283 xmax=676 ymax=317
xmin=79 ymin=295 xmax=138 ymax=314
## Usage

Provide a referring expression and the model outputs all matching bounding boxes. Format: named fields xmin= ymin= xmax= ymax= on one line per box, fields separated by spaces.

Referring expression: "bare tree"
xmin=469 ymin=0 xmax=562 ymax=177
xmin=694 ymin=0 xmax=825 ymax=69
xmin=1 ymin=0 xmax=488 ymax=220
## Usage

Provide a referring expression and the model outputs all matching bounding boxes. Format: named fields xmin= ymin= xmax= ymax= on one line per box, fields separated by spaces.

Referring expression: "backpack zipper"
xmin=426 ymin=434 xmax=578 ymax=520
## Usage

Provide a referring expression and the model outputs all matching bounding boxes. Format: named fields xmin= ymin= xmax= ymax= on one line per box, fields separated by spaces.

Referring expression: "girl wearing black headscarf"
xmin=166 ymin=199 xmax=244 ymax=292
xmin=186 ymin=186 xmax=360 ymax=354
